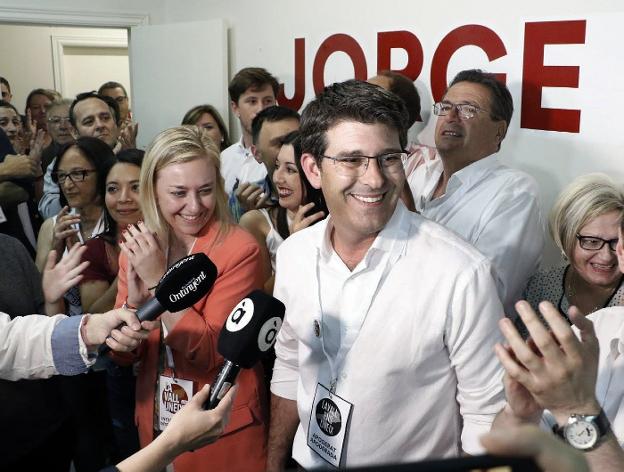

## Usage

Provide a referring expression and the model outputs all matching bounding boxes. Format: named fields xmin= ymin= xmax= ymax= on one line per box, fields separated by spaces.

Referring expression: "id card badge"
xmin=307 ymin=383 xmax=353 ymax=468
xmin=158 ymin=375 xmax=193 ymax=431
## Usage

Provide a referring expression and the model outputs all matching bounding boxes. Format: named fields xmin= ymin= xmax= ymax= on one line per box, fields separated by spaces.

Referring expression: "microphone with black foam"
xmin=204 ymin=290 xmax=285 ymax=410
xmin=100 ymin=253 xmax=218 ymax=354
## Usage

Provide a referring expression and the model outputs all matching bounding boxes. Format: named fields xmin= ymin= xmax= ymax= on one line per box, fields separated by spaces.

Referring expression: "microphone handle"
xmin=97 ymin=297 xmax=164 ymax=356
xmin=204 ymin=360 xmax=240 ymax=410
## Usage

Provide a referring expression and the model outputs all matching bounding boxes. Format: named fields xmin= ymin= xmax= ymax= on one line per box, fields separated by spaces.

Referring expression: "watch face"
xmin=565 ymin=420 xmax=599 ymax=450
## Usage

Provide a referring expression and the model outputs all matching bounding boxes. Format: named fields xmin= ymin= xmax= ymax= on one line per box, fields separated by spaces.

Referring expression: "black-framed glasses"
xmin=320 ymin=152 xmax=407 ymax=177
xmin=433 ymin=101 xmax=490 ymax=120
xmin=576 ymin=234 xmax=618 ymax=252
xmin=52 ymin=169 xmax=96 ymax=185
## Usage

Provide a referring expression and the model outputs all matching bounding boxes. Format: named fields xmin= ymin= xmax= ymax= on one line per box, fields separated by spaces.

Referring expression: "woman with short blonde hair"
xmin=112 ymin=125 xmax=267 ymax=472
xmin=522 ymin=173 xmax=624 ymax=332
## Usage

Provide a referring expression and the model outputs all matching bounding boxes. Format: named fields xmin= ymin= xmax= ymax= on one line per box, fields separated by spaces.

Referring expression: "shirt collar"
xmin=448 ymin=153 xmax=501 ymax=190
xmin=318 ymin=200 xmax=410 ymax=265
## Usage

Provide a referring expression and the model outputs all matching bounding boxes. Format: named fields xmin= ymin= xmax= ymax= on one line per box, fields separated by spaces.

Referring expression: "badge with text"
xmin=307 ymin=383 xmax=353 ymax=468
xmin=158 ymin=375 xmax=193 ymax=431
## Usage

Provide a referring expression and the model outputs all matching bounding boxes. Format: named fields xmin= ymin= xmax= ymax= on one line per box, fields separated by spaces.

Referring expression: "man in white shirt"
xmin=220 ymin=67 xmax=278 ymax=205
xmin=408 ymin=69 xmax=544 ymax=317
xmin=267 ymin=80 xmax=506 ymax=471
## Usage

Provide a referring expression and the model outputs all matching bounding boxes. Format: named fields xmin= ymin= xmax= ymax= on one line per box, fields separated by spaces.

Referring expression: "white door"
xmin=129 ymin=19 xmax=228 ymax=148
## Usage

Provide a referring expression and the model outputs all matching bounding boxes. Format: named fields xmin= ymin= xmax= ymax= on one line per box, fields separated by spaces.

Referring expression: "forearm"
xmin=492 ymin=403 xmax=542 ymax=431
xmin=266 ymin=394 xmax=299 ymax=472
xmin=585 ymin=433 xmax=624 ymax=471
xmin=45 ymin=299 xmax=66 ymax=317
xmin=116 ymin=433 xmax=178 ymax=472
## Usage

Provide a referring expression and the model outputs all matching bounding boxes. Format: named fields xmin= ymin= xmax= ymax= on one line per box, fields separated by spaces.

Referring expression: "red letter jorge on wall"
xmin=312 ymin=34 xmax=367 ymax=94
xmin=377 ymin=30 xmax=424 ymax=80
xmin=521 ymin=20 xmax=586 ymax=133
xmin=430 ymin=25 xmax=507 ymax=102
xmin=278 ymin=37 xmax=306 ymax=110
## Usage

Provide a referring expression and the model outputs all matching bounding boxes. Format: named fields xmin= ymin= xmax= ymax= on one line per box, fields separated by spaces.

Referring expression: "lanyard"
xmin=314 ymin=238 xmax=401 ymax=395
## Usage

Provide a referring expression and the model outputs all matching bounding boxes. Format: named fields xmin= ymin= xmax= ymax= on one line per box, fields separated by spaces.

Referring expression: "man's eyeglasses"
xmin=433 ymin=102 xmax=491 ymax=120
xmin=52 ymin=169 xmax=96 ymax=185
xmin=112 ymin=96 xmax=128 ymax=104
xmin=47 ymin=116 xmax=71 ymax=125
xmin=320 ymin=152 xmax=407 ymax=177
xmin=576 ymin=234 xmax=619 ymax=252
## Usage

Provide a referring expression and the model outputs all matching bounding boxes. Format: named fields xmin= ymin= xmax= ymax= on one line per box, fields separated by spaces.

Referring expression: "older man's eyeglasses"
xmin=433 ymin=102 xmax=490 ymax=120
xmin=52 ymin=169 xmax=96 ymax=185
xmin=47 ymin=116 xmax=71 ymax=125
xmin=320 ymin=152 xmax=407 ymax=177
xmin=576 ymin=234 xmax=619 ymax=252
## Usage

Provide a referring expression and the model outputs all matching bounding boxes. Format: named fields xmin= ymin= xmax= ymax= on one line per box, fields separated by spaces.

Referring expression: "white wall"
xmin=157 ymin=0 xmax=624 ymax=268
xmin=0 ymin=25 xmax=128 ymax=110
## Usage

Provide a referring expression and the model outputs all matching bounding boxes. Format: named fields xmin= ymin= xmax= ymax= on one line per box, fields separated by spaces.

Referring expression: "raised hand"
xmin=42 ymin=243 xmax=90 ymax=304
xmin=289 ymin=202 xmax=325 ymax=234
xmin=236 ymin=182 xmax=270 ymax=212
xmin=120 ymin=221 xmax=167 ymax=290
xmin=496 ymin=301 xmax=600 ymax=424
xmin=53 ymin=206 xmax=82 ymax=253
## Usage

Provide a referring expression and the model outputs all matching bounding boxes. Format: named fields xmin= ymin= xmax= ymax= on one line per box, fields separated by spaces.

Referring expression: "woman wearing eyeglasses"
xmin=519 ymin=173 xmax=624 ymax=336
xmin=34 ymin=136 xmax=118 ymax=471
xmin=35 ymin=137 xmax=115 ymax=311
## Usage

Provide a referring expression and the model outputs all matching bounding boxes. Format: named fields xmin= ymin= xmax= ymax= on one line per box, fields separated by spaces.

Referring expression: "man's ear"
xmin=250 ymin=144 xmax=262 ymax=164
xmin=495 ymin=121 xmax=507 ymax=144
xmin=230 ymin=100 xmax=239 ymax=118
xmin=616 ymin=228 xmax=624 ymax=274
xmin=301 ymin=153 xmax=322 ymax=189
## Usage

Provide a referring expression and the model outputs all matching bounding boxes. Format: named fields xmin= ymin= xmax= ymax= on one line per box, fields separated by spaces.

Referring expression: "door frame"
xmin=0 ymin=5 xmax=148 ymax=28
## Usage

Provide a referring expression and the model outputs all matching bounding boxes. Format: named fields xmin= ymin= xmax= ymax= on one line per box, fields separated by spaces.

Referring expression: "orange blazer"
xmin=113 ymin=221 xmax=267 ymax=472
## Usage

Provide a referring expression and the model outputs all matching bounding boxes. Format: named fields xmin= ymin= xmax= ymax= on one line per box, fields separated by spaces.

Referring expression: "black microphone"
xmin=100 ymin=253 xmax=218 ymax=354
xmin=204 ymin=290 xmax=285 ymax=409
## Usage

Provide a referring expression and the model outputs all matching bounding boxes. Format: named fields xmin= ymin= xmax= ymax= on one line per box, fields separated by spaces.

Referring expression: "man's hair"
xmin=228 ymin=67 xmax=279 ymax=104
xmin=181 ymin=104 xmax=231 ymax=151
xmin=98 ymin=81 xmax=128 ymax=97
xmin=0 ymin=100 xmax=19 ymax=115
xmin=548 ymin=173 xmax=624 ymax=259
xmin=300 ymin=79 xmax=408 ymax=159
xmin=0 ymin=77 xmax=10 ymax=93
xmin=448 ymin=69 xmax=513 ymax=127
xmin=45 ymin=98 xmax=73 ymax=113
xmin=251 ymin=105 xmax=300 ymax=145
xmin=26 ymin=88 xmax=61 ymax=110
xmin=69 ymin=91 xmax=121 ymax=128
xmin=377 ymin=70 xmax=421 ymax=128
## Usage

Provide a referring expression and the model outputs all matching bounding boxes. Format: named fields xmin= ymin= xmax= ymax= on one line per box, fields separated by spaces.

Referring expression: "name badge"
xmin=307 ymin=383 xmax=353 ymax=468
xmin=158 ymin=375 xmax=193 ymax=431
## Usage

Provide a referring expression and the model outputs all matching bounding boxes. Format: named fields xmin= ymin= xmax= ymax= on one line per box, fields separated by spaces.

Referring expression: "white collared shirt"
xmin=220 ymin=136 xmax=267 ymax=196
xmin=408 ymin=154 xmax=544 ymax=317
xmin=271 ymin=202 xmax=506 ymax=468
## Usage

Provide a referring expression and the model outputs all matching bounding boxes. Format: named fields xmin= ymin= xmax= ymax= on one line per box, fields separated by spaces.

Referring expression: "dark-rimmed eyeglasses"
xmin=433 ymin=102 xmax=490 ymax=120
xmin=576 ymin=234 xmax=618 ymax=252
xmin=52 ymin=169 xmax=96 ymax=185
xmin=320 ymin=152 xmax=407 ymax=177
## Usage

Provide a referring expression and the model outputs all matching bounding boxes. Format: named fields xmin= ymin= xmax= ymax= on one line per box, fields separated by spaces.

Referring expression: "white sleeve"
xmin=445 ymin=260 xmax=507 ymax=455
xmin=270 ymin=246 xmax=299 ymax=400
xmin=0 ymin=312 xmax=66 ymax=381
xmin=473 ymin=183 xmax=544 ymax=317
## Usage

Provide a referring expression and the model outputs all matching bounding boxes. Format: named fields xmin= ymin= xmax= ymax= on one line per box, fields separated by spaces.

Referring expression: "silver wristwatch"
xmin=553 ymin=409 xmax=611 ymax=451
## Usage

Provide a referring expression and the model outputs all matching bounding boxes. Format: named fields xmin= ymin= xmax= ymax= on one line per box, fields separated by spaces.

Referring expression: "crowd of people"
xmin=0 ymin=64 xmax=623 ymax=472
